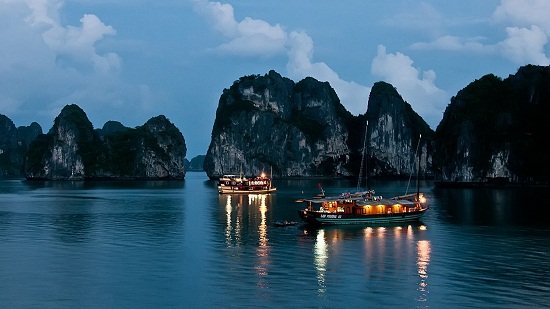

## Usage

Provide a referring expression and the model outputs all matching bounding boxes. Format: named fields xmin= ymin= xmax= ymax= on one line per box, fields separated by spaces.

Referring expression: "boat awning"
xmin=356 ymin=199 xmax=416 ymax=207
xmin=393 ymin=199 xmax=417 ymax=207
xmin=301 ymin=194 xmax=372 ymax=204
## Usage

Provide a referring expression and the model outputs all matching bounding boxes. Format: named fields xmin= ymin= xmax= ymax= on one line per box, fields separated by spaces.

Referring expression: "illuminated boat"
xmin=298 ymin=120 xmax=428 ymax=225
xmin=298 ymin=190 xmax=428 ymax=225
xmin=218 ymin=173 xmax=276 ymax=194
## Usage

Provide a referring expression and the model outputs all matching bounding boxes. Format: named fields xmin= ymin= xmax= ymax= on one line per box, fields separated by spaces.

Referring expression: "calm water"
xmin=1 ymin=173 xmax=549 ymax=308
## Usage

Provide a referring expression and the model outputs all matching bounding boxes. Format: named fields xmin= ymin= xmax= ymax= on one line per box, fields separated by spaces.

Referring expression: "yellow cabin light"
xmin=420 ymin=196 xmax=427 ymax=204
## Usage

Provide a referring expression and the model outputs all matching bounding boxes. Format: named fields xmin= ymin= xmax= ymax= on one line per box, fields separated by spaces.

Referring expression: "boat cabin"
xmin=303 ymin=195 xmax=422 ymax=215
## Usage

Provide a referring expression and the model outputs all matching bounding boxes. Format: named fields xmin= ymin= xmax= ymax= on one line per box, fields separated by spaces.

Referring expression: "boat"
xmin=217 ymin=172 xmax=277 ymax=194
xmin=273 ymin=220 xmax=298 ymax=227
xmin=297 ymin=121 xmax=428 ymax=225
xmin=298 ymin=190 xmax=427 ymax=225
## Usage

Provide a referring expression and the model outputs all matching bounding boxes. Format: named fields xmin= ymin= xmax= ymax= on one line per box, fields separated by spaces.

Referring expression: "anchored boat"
xmin=298 ymin=121 xmax=428 ymax=225
xmin=217 ymin=173 xmax=277 ymax=194
xmin=298 ymin=190 xmax=427 ymax=225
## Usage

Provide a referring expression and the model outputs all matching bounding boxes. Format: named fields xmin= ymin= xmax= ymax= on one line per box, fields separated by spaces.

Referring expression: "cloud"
xmin=1 ymin=0 xmax=119 ymax=74
xmin=26 ymin=0 xmax=120 ymax=73
xmin=0 ymin=0 xmax=149 ymax=126
xmin=193 ymin=0 xmax=287 ymax=57
xmin=410 ymin=0 xmax=550 ymax=66
xmin=286 ymin=31 xmax=370 ymax=115
xmin=499 ymin=26 xmax=549 ymax=65
xmin=371 ymin=45 xmax=446 ymax=127
xmin=381 ymin=2 xmax=445 ymax=37
xmin=493 ymin=0 xmax=550 ymax=34
xmin=411 ymin=35 xmax=490 ymax=53
xmin=493 ymin=0 xmax=550 ymax=65
xmin=193 ymin=0 xmax=371 ymax=115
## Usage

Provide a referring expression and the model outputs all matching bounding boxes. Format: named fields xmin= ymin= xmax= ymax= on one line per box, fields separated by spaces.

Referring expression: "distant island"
xmin=204 ymin=65 xmax=549 ymax=186
xmin=185 ymin=155 xmax=206 ymax=172
xmin=1 ymin=104 xmax=187 ymax=180
xmin=2 ymin=65 xmax=548 ymax=185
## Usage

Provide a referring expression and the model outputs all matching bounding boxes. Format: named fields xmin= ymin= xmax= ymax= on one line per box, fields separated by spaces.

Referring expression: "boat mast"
xmin=406 ymin=133 xmax=422 ymax=196
xmin=416 ymin=134 xmax=421 ymax=200
xmin=357 ymin=120 xmax=368 ymax=192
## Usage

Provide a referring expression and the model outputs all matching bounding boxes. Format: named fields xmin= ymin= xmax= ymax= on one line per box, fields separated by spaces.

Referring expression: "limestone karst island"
xmin=1 ymin=65 xmax=549 ymax=185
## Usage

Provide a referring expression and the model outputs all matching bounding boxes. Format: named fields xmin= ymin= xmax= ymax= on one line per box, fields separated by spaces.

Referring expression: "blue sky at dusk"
xmin=1 ymin=0 xmax=549 ymax=158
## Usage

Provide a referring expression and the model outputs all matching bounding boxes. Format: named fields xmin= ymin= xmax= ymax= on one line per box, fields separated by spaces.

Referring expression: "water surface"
xmin=1 ymin=173 xmax=549 ymax=308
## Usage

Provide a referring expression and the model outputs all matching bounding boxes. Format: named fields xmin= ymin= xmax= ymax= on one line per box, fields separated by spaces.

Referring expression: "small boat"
xmin=297 ymin=121 xmax=428 ymax=225
xmin=273 ymin=220 xmax=298 ymax=227
xmin=218 ymin=173 xmax=277 ymax=194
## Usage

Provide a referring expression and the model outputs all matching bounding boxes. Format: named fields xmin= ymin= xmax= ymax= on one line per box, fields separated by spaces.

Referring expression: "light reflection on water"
xmin=417 ymin=239 xmax=431 ymax=303
xmin=254 ymin=194 xmax=269 ymax=287
xmin=314 ymin=229 xmax=328 ymax=295
xmin=1 ymin=175 xmax=549 ymax=308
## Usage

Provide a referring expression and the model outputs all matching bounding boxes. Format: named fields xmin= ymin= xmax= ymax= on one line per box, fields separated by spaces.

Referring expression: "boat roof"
xmin=301 ymin=191 xmax=372 ymax=203
xmin=301 ymin=195 xmax=417 ymax=207
xmin=220 ymin=174 xmax=270 ymax=179
xmin=358 ymin=199 xmax=417 ymax=207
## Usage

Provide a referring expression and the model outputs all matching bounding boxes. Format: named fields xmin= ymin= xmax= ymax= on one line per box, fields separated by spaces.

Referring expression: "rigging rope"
xmin=357 ymin=120 xmax=368 ymax=191
xmin=405 ymin=133 xmax=422 ymax=195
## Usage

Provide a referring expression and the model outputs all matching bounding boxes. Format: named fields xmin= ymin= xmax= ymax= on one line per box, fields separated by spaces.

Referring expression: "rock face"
xmin=0 ymin=115 xmax=42 ymax=177
xmin=433 ymin=65 xmax=550 ymax=184
xmin=204 ymin=71 xmax=433 ymax=179
xmin=205 ymin=71 xmax=354 ymax=178
xmin=26 ymin=104 xmax=186 ymax=180
xmin=366 ymin=82 xmax=433 ymax=177
xmin=186 ymin=155 xmax=206 ymax=171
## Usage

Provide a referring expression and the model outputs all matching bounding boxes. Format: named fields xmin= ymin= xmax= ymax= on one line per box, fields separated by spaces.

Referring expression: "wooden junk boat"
xmin=298 ymin=190 xmax=427 ymax=225
xmin=298 ymin=121 xmax=428 ymax=225
xmin=218 ymin=173 xmax=276 ymax=194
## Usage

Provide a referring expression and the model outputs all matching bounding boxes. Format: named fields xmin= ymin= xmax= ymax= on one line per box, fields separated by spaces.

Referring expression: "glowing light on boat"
xmin=419 ymin=195 xmax=427 ymax=204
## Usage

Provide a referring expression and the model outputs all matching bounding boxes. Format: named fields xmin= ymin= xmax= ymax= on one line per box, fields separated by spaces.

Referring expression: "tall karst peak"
xmin=205 ymin=71 xmax=433 ymax=179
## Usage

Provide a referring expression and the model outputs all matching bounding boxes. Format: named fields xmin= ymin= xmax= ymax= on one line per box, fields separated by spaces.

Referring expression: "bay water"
xmin=1 ymin=172 xmax=549 ymax=308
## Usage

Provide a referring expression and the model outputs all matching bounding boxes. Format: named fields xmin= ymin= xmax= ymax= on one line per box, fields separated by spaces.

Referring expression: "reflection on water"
xmin=417 ymin=239 xmax=431 ymax=303
xmin=219 ymin=194 xmax=272 ymax=289
xmin=225 ymin=195 xmax=232 ymax=246
xmin=434 ymin=186 xmax=550 ymax=226
xmin=3 ymin=176 xmax=548 ymax=308
xmin=253 ymin=194 xmax=270 ymax=288
xmin=308 ymin=223 xmax=431 ymax=306
xmin=314 ymin=229 xmax=328 ymax=295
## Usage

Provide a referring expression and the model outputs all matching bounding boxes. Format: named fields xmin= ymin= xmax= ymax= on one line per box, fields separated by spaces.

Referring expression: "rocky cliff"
xmin=26 ymin=104 xmax=186 ymax=180
xmin=205 ymin=70 xmax=433 ymax=179
xmin=366 ymin=82 xmax=433 ymax=177
xmin=433 ymin=65 xmax=550 ymax=184
xmin=205 ymin=71 xmax=354 ymax=178
xmin=0 ymin=115 xmax=42 ymax=177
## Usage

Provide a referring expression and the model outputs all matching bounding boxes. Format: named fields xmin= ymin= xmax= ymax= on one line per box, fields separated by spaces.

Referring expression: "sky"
xmin=1 ymin=0 xmax=549 ymax=158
